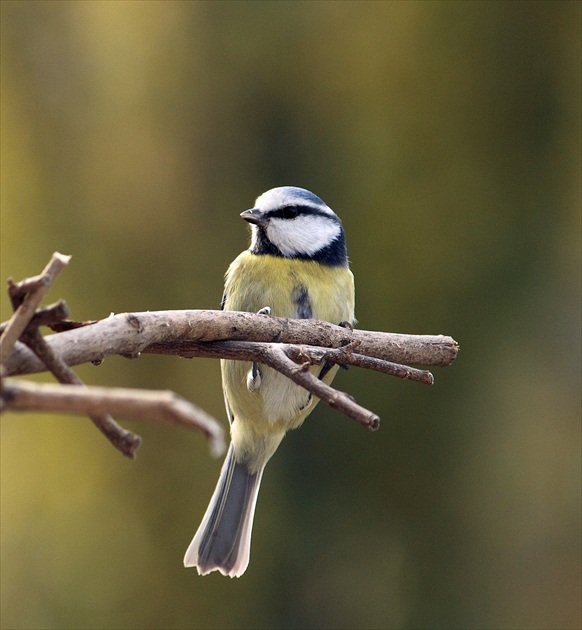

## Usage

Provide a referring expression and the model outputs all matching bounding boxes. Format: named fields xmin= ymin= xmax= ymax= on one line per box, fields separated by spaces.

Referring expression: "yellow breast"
xmin=223 ymin=251 xmax=355 ymax=322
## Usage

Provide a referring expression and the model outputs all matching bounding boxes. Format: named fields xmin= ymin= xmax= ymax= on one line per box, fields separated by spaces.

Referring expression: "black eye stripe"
xmin=267 ymin=204 xmax=328 ymax=220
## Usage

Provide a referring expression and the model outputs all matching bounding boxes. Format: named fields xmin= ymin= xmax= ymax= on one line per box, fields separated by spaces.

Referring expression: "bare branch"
xmin=1 ymin=379 xmax=225 ymax=457
xmin=148 ymin=340 xmax=435 ymax=385
xmin=1 ymin=255 xmax=144 ymax=458
xmin=1 ymin=254 xmax=459 ymax=452
xmin=17 ymin=305 xmax=142 ymax=459
xmin=5 ymin=310 xmax=459 ymax=377
xmin=0 ymin=252 xmax=70 ymax=364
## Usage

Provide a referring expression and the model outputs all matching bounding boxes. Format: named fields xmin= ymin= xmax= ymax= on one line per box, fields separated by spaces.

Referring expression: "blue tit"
xmin=184 ymin=186 xmax=355 ymax=577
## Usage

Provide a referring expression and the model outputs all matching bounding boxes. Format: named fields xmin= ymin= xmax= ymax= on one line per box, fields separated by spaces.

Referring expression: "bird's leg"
xmin=317 ymin=320 xmax=354 ymax=382
xmin=247 ymin=306 xmax=272 ymax=392
xmin=336 ymin=320 xmax=354 ymax=371
xmin=247 ymin=361 xmax=262 ymax=393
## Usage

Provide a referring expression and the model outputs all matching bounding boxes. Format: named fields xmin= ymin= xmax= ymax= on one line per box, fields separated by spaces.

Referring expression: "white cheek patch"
xmin=266 ymin=216 xmax=341 ymax=257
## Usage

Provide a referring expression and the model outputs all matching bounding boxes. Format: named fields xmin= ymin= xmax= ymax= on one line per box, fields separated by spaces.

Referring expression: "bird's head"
xmin=241 ymin=186 xmax=347 ymax=266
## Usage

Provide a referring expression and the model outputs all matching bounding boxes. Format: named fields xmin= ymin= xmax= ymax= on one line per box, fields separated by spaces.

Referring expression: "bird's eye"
xmin=281 ymin=206 xmax=299 ymax=219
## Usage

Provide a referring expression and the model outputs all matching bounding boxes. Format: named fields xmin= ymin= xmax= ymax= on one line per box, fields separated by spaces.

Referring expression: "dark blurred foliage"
xmin=1 ymin=2 xmax=580 ymax=629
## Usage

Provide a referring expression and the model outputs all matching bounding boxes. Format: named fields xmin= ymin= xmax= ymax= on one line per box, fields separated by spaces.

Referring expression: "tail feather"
xmin=183 ymin=444 xmax=264 ymax=577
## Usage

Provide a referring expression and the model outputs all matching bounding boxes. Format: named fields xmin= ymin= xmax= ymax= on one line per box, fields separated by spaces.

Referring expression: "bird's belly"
xmin=222 ymin=358 xmax=333 ymax=431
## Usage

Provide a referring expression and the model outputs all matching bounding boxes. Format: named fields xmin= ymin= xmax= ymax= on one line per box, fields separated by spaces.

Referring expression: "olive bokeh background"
xmin=1 ymin=2 xmax=580 ymax=629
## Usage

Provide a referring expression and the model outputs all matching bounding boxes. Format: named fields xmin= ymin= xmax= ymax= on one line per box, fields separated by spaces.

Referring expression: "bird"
xmin=183 ymin=186 xmax=355 ymax=577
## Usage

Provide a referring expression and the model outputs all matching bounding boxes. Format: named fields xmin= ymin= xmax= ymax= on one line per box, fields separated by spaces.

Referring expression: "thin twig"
xmin=149 ymin=340 xmax=435 ymax=384
xmin=27 ymin=300 xmax=71 ymax=328
xmin=20 ymin=327 xmax=142 ymax=459
xmin=1 ymin=254 xmax=142 ymax=459
xmin=0 ymin=301 xmax=71 ymax=335
xmin=1 ymin=379 xmax=225 ymax=457
xmin=284 ymin=344 xmax=435 ymax=385
xmin=0 ymin=252 xmax=71 ymax=364
xmin=260 ymin=343 xmax=380 ymax=431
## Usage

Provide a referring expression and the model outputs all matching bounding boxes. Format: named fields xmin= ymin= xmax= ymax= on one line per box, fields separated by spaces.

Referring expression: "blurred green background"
xmin=1 ymin=1 xmax=580 ymax=629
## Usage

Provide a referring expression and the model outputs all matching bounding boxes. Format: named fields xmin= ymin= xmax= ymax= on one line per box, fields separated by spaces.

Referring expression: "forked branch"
xmin=1 ymin=253 xmax=459 ymax=458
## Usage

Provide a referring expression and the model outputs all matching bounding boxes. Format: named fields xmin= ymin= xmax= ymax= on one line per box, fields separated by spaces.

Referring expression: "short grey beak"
xmin=240 ymin=208 xmax=267 ymax=227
